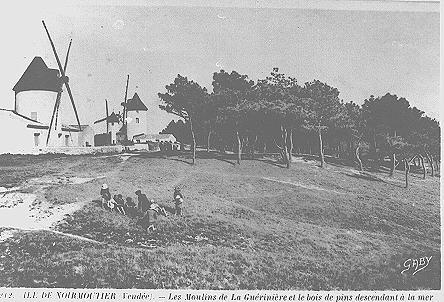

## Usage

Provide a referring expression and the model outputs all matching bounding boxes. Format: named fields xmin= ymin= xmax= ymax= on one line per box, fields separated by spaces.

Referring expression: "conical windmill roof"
xmin=126 ymin=93 xmax=148 ymax=111
xmin=13 ymin=57 xmax=61 ymax=93
xmin=94 ymin=112 xmax=120 ymax=124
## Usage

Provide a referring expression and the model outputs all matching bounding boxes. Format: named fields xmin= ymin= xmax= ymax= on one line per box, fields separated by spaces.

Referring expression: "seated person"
xmin=113 ymin=194 xmax=126 ymax=215
xmin=100 ymin=184 xmax=111 ymax=209
xmin=125 ymin=197 xmax=137 ymax=218
xmin=135 ymin=190 xmax=150 ymax=214
xmin=149 ymin=199 xmax=168 ymax=217
xmin=140 ymin=203 xmax=158 ymax=232
xmin=107 ymin=197 xmax=116 ymax=212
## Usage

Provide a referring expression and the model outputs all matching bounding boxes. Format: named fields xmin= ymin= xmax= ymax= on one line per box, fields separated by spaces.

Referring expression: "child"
xmin=125 ymin=197 xmax=137 ymax=218
xmin=107 ymin=197 xmax=116 ymax=212
xmin=113 ymin=194 xmax=126 ymax=215
xmin=100 ymin=184 xmax=111 ymax=209
xmin=173 ymin=187 xmax=184 ymax=216
xmin=135 ymin=190 xmax=150 ymax=215
xmin=149 ymin=199 xmax=168 ymax=217
xmin=142 ymin=203 xmax=158 ymax=232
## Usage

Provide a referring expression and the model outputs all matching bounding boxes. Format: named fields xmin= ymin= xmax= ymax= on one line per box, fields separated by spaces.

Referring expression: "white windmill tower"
xmin=125 ymin=92 xmax=148 ymax=140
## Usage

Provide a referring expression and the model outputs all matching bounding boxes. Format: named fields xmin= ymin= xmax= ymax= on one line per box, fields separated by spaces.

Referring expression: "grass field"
xmin=0 ymin=152 xmax=440 ymax=289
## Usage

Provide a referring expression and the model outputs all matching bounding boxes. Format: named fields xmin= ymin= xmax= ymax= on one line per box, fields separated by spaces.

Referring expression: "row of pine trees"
xmin=158 ymin=68 xmax=440 ymax=174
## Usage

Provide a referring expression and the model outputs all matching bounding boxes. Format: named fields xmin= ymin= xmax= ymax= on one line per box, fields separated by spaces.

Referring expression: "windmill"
xmin=42 ymin=20 xmax=82 ymax=146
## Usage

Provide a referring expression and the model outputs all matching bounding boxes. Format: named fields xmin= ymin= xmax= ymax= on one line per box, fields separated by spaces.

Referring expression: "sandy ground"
xmin=0 ymin=153 xmax=136 ymax=242
xmin=0 ymin=175 xmax=104 ymax=241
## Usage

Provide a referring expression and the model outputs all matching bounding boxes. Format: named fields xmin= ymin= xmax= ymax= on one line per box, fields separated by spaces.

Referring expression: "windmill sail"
xmin=42 ymin=20 xmax=81 ymax=134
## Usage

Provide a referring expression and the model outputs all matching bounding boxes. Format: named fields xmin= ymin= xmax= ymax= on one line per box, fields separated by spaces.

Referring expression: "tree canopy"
xmin=158 ymin=69 xmax=440 ymax=171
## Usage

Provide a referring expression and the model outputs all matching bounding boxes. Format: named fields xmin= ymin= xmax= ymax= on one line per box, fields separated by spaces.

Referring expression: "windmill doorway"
xmin=33 ymin=133 xmax=40 ymax=147
xmin=65 ymin=135 xmax=69 ymax=146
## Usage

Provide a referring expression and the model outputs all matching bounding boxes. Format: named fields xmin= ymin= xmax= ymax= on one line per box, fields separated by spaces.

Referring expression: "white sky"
xmin=0 ymin=0 xmax=439 ymax=133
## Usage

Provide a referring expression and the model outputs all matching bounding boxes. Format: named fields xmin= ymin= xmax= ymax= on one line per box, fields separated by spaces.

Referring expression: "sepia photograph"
xmin=0 ymin=0 xmax=440 ymax=293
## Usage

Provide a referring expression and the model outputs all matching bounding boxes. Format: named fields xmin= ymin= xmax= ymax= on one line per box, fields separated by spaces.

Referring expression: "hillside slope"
xmin=0 ymin=153 xmax=440 ymax=289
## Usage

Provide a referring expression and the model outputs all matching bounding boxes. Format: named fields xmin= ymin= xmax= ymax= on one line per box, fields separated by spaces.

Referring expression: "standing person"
xmin=173 ymin=187 xmax=184 ymax=216
xmin=100 ymin=184 xmax=111 ymax=209
xmin=135 ymin=190 xmax=150 ymax=215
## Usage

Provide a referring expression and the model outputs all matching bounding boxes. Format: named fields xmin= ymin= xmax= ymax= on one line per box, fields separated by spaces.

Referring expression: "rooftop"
xmin=13 ymin=57 xmax=61 ymax=93
xmin=125 ymin=93 xmax=148 ymax=111
xmin=94 ymin=112 xmax=120 ymax=124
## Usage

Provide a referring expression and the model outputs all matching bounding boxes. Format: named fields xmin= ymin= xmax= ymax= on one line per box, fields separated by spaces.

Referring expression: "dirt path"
xmin=261 ymin=177 xmax=345 ymax=194
xmin=49 ymin=230 xmax=105 ymax=245
xmin=188 ymin=169 xmax=347 ymax=195
xmin=0 ymin=175 xmax=104 ymax=242
xmin=0 ymin=154 xmax=141 ymax=244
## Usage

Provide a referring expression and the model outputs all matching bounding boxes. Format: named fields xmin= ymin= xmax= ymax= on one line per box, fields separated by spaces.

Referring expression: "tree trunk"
xmin=236 ymin=130 xmax=241 ymax=165
xmin=189 ymin=118 xmax=196 ymax=165
xmin=425 ymin=151 xmax=434 ymax=177
xmin=274 ymin=125 xmax=290 ymax=168
xmin=251 ymin=135 xmax=258 ymax=159
xmin=372 ymin=130 xmax=377 ymax=153
xmin=348 ymin=140 xmax=353 ymax=160
xmin=389 ymin=153 xmax=396 ymax=176
xmin=206 ymin=130 xmax=212 ymax=153
xmin=372 ymin=130 xmax=378 ymax=171
xmin=429 ymin=154 xmax=435 ymax=177
xmin=243 ymin=136 xmax=249 ymax=158
xmin=318 ymin=125 xmax=325 ymax=168
xmin=404 ymin=158 xmax=410 ymax=188
xmin=418 ymin=154 xmax=426 ymax=179
xmin=283 ymin=127 xmax=290 ymax=169
xmin=288 ymin=128 xmax=293 ymax=164
xmin=355 ymin=146 xmax=363 ymax=171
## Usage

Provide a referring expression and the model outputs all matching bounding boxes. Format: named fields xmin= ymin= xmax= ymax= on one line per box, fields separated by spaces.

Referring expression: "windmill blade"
xmin=57 ymin=38 xmax=72 ymax=129
xmin=105 ymin=99 xmax=110 ymax=145
xmin=42 ymin=21 xmax=81 ymax=130
xmin=42 ymin=21 xmax=65 ymax=76
xmin=105 ymin=99 xmax=109 ymax=134
xmin=123 ymin=75 xmax=130 ymax=140
xmin=124 ymin=75 xmax=129 ymax=123
xmin=63 ymin=39 xmax=72 ymax=73
xmin=64 ymin=81 xmax=82 ymax=130
xmin=46 ymin=91 xmax=63 ymax=146
xmin=55 ymin=39 xmax=72 ymax=129
xmin=54 ymin=96 xmax=62 ymax=129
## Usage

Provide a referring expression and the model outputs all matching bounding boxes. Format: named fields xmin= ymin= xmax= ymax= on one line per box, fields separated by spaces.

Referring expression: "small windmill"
xmin=42 ymin=20 xmax=82 ymax=146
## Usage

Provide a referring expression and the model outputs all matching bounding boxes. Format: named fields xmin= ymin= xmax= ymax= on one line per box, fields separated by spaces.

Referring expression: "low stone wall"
xmin=39 ymin=145 xmax=124 ymax=155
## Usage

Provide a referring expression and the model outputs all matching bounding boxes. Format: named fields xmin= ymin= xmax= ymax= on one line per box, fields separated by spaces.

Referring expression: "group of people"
xmin=99 ymin=184 xmax=184 ymax=232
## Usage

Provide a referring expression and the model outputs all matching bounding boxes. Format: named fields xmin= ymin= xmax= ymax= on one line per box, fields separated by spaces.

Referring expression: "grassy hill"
xmin=0 ymin=153 xmax=440 ymax=289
